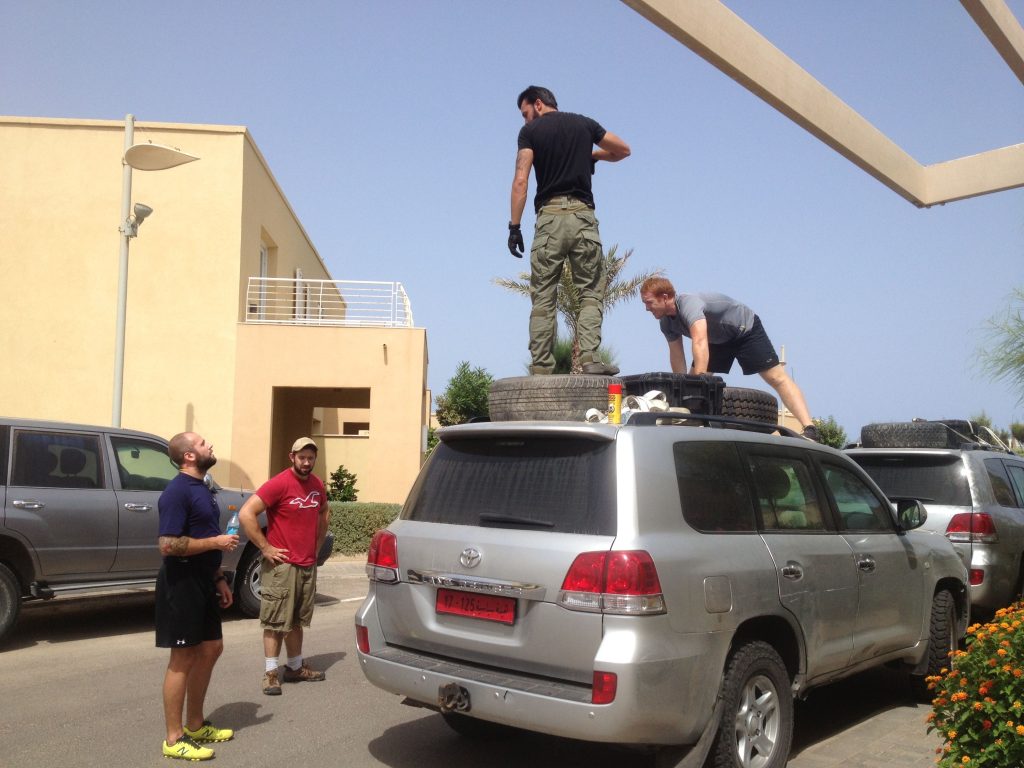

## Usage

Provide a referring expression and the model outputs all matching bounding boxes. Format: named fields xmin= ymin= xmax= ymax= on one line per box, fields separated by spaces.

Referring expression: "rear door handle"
xmin=857 ymin=555 xmax=876 ymax=573
xmin=124 ymin=503 xmax=152 ymax=512
xmin=12 ymin=499 xmax=45 ymax=510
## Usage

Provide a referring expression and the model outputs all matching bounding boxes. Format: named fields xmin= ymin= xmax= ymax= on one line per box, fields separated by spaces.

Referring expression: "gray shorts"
xmin=259 ymin=561 xmax=317 ymax=632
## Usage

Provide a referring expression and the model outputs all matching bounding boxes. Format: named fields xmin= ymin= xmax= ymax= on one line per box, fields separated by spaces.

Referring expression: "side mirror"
xmin=894 ymin=498 xmax=927 ymax=530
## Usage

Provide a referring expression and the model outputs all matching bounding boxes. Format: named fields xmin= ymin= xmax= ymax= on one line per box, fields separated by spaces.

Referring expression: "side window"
xmin=749 ymin=454 xmax=825 ymax=531
xmin=11 ymin=431 xmax=104 ymax=489
xmin=1006 ymin=464 xmax=1024 ymax=508
xmin=674 ymin=442 xmax=756 ymax=532
xmin=822 ymin=463 xmax=893 ymax=531
xmin=110 ymin=437 xmax=177 ymax=491
xmin=986 ymin=459 xmax=1021 ymax=508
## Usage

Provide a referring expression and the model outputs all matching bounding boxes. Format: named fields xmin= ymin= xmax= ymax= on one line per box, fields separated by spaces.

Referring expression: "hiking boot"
xmin=262 ymin=667 xmax=282 ymax=695
xmin=801 ymin=424 xmax=821 ymax=443
xmin=162 ymin=734 xmax=214 ymax=761
xmin=184 ymin=720 xmax=234 ymax=743
xmin=283 ymin=662 xmax=326 ymax=683
xmin=581 ymin=362 xmax=620 ymax=376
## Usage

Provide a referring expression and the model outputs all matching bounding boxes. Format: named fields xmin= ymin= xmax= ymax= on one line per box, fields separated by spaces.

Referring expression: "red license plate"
xmin=435 ymin=588 xmax=516 ymax=625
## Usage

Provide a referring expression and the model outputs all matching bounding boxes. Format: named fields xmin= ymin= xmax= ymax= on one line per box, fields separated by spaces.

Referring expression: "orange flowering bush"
xmin=929 ymin=602 xmax=1024 ymax=766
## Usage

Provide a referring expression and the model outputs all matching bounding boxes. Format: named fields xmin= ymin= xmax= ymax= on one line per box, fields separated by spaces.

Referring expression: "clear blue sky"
xmin=3 ymin=0 xmax=1022 ymax=438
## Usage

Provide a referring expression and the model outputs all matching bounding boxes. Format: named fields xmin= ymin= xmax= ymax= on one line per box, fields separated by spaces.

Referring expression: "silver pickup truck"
xmin=0 ymin=417 xmax=332 ymax=645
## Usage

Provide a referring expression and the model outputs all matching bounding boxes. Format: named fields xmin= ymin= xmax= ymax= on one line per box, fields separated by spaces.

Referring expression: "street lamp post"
xmin=112 ymin=114 xmax=198 ymax=427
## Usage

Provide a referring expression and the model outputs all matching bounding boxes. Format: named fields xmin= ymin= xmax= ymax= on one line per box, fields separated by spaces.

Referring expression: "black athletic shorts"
xmin=707 ymin=315 xmax=780 ymax=376
xmin=155 ymin=559 xmax=223 ymax=649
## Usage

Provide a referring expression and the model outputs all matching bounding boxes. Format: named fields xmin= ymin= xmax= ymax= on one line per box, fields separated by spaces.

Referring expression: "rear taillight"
xmin=366 ymin=530 xmax=399 ymax=583
xmin=558 ymin=551 xmax=666 ymax=615
xmin=592 ymin=671 xmax=617 ymax=704
xmin=355 ymin=623 xmax=370 ymax=654
xmin=969 ymin=568 xmax=985 ymax=586
xmin=946 ymin=513 xmax=998 ymax=544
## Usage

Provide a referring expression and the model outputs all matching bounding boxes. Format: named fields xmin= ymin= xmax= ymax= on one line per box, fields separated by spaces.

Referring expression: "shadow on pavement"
xmin=7 ymin=588 xmax=348 ymax=649
xmin=790 ymin=665 xmax=925 ymax=756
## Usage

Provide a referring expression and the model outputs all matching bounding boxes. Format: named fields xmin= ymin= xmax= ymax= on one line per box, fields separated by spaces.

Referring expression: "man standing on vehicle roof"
xmin=640 ymin=276 xmax=820 ymax=442
xmin=156 ymin=432 xmax=239 ymax=761
xmin=238 ymin=437 xmax=330 ymax=696
xmin=508 ymin=85 xmax=631 ymax=376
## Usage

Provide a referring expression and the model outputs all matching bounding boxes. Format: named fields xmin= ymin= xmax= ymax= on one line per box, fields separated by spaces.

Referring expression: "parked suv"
xmin=355 ymin=414 xmax=968 ymax=767
xmin=0 ymin=417 xmax=333 ymax=645
xmin=847 ymin=419 xmax=1024 ymax=619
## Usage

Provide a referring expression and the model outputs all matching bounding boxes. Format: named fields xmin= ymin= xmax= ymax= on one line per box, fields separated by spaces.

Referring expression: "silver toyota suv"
xmin=355 ymin=414 xmax=968 ymax=767
xmin=847 ymin=419 xmax=1024 ymax=620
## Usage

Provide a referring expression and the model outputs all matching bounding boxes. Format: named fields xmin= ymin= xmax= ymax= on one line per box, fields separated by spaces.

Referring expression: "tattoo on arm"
xmin=159 ymin=535 xmax=189 ymax=556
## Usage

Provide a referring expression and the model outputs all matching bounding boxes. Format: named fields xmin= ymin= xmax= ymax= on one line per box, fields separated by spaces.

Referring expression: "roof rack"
xmin=624 ymin=411 xmax=802 ymax=438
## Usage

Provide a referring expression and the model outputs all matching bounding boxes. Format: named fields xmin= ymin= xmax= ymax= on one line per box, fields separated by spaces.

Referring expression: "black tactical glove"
xmin=507 ymin=222 xmax=524 ymax=258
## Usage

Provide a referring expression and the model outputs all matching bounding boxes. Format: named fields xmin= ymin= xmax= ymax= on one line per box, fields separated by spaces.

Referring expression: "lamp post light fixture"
xmin=112 ymin=113 xmax=198 ymax=427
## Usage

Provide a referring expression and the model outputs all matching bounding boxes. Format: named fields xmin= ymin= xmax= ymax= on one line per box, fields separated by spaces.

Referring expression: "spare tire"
xmin=720 ymin=387 xmax=778 ymax=425
xmin=489 ymin=375 xmax=618 ymax=422
xmin=860 ymin=422 xmax=968 ymax=449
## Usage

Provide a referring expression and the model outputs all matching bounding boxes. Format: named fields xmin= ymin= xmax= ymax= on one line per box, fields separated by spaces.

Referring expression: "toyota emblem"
xmin=459 ymin=547 xmax=481 ymax=568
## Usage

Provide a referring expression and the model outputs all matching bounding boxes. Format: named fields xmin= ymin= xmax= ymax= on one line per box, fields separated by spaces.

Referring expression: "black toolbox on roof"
xmin=620 ymin=373 xmax=725 ymax=415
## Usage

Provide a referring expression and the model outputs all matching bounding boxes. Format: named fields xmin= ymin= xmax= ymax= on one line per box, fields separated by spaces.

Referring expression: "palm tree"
xmin=494 ymin=245 xmax=661 ymax=371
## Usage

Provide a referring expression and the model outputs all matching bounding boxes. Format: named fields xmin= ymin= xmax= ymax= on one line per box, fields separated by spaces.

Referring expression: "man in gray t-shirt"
xmin=640 ymin=276 xmax=819 ymax=441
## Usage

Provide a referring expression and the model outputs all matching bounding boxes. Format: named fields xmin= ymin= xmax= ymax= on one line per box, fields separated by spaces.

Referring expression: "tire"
xmin=0 ymin=563 xmax=21 ymax=646
xmin=440 ymin=712 xmax=517 ymax=740
xmin=860 ymin=422 xmax=962 ymax=449
xmin=709 ymin=641 xmax=793 ymax=768
xmin=488 ymin=375 xmax=618 ymax=422
xmin=235 ymin=548 xmax=263 ymax=619
xmin=720 ymin=387 xmax=778 ymax=425
xmin=911 ymin=589 xmax=957 ymax=701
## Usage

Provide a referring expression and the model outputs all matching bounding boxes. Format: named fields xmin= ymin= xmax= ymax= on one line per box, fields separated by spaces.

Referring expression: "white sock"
xmin=265 ymin=657 xmax=279 ymax=673
xmin=287 ymin=655 xmax=302 ymax=670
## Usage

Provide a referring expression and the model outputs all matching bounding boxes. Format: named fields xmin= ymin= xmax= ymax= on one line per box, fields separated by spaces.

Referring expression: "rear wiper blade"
xmin=478 ymin=513 xmax=555 ymax=529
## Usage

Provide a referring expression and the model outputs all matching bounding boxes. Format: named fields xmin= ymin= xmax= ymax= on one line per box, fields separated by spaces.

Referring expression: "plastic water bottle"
xmin=226 ymin=511 xmax=240 ymax=536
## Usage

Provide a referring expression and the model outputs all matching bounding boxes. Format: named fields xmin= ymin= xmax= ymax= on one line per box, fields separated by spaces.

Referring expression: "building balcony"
xmin=245 ymin=278 xmax=414 ymax=328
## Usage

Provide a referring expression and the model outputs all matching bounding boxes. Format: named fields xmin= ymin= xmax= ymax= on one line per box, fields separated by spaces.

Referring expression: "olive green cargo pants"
xmin=528 ymin=196 xmax=606 ymax=374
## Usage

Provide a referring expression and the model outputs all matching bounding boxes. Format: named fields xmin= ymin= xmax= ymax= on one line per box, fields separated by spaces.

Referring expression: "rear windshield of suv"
xmin=403 ymin=436 xmax=616 ymax=535
xmin=850 ymin=453 xmax=971 ymax=507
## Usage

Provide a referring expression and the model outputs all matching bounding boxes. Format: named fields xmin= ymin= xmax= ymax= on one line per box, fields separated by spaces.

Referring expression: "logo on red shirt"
xmin=288 ymin=492 xmax=321 ymax=509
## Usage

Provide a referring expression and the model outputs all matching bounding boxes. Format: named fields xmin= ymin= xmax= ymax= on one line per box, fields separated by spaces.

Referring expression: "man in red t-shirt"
xmin=238 ymin=437 xmax=330 ymax=695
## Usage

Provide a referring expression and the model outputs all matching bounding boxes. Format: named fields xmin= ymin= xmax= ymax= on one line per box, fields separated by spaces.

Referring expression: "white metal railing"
xmin=245 ymin=278 xmax=414 ymax=328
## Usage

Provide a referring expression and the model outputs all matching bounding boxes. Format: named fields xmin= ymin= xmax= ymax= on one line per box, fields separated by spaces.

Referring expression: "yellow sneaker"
xmin=184 ymin=720 xmax=234 ymax=743
xmin=162 ymin=735 xmax=214 ymax=761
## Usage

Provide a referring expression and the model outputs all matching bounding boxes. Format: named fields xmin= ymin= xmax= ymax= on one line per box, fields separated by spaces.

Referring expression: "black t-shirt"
xmin=517 ymin=111 xmax=606 ymax=212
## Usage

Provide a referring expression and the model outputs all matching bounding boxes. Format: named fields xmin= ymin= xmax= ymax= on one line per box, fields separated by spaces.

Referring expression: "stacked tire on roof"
xmin=487 ymin=372 xmax=778 ymax=423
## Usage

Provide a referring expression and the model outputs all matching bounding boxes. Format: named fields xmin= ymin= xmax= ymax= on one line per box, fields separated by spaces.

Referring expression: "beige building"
xmin=0 ymin=116 xmax=429 ymax=503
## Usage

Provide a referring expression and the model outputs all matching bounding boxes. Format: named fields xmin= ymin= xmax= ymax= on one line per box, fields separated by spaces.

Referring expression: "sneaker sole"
xmin=263 ymin=688 xmax=282 ymax=695
xmin=187 ymin=734 xmax=233 ymax=743
xmin=163 ymin=750 xmax=214 ymax=762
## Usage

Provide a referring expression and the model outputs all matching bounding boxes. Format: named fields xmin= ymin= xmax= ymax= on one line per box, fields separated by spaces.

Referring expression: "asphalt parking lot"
xmin=1 ymin=557 xmax=943 ymax=767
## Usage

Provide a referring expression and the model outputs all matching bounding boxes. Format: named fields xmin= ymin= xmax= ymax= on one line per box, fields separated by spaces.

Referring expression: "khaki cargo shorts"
xmin=259 ymin=561 xmax=317 ymax=632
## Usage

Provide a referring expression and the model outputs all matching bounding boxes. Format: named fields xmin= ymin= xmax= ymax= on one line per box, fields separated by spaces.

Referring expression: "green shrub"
xmin=928 ymin=602 xmax=1024 ymax=766
xmin=327 ymin=465 xmax=359 ymax=502
xmin=327 ymin=501 xmax=400 ymax=555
